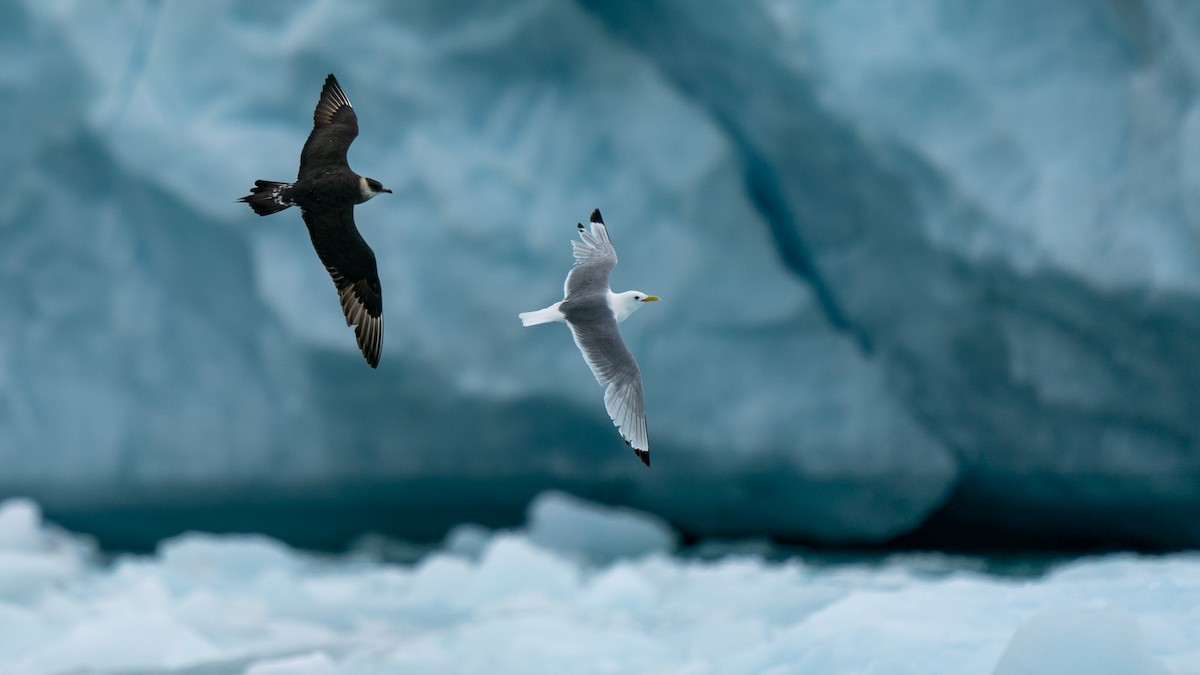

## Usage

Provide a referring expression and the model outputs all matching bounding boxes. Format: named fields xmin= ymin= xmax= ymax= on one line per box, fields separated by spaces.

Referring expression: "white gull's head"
xmin=609 ymin=290 xmax=660 ymax=323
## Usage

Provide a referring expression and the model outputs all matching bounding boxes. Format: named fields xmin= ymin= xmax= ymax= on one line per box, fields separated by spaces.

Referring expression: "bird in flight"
xmin=520 ymin=209 xmax=660 ymax=466
xmin=239 ymin=73 xmax=390 ymax=368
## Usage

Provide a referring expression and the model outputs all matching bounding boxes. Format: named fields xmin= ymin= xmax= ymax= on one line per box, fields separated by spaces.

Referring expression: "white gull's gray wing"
xmin=564 ymin=209 xmax=617 ymax=300
xmin=564 ymin=301 xmax=650 ymax=465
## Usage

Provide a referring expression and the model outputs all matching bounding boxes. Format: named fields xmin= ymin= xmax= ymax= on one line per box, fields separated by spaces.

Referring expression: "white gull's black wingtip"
xmin=634 ymin=447 xmax=650 ymax=467
xmin=590 ymin=208 xmax=603 ymax=224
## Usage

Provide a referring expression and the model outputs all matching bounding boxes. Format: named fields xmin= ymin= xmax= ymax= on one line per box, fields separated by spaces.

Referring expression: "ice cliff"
xmin=3 ymin=0 xmax=1199 ymax=548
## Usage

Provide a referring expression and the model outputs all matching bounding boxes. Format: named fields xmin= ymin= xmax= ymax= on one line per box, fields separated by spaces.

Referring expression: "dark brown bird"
xmin=239 ymin=73 xmax=390 ymax=368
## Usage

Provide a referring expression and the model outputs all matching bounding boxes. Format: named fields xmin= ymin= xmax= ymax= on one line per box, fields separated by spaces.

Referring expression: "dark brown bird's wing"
xmin=299 ymin=74 xmax=359 ymax=181
xmin=301 ymin=205 xmax=383 ymax=368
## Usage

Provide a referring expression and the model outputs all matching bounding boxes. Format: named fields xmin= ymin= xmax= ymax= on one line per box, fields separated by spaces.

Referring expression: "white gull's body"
xmin=519 ymin=209 xmax=659 ymax=466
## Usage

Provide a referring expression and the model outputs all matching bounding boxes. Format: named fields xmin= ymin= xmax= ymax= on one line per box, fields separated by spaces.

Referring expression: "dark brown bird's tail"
xmin=239 ymin=180 xmax=295 ymax=216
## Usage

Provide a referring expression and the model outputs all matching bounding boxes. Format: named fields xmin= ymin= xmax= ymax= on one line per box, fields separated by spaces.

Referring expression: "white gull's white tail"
xmin=519 ymin=302 xmax=565 ymax=326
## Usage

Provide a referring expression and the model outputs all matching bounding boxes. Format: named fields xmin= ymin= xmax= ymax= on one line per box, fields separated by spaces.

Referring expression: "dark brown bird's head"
xmin=358 ymin=176 xmax=392 ymax=202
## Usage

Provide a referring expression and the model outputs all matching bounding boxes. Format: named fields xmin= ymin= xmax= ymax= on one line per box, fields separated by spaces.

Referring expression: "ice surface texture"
xmin=4 ymin=0 xmax=1200 ymax=546
xmin=0 ymin=497 xmax=1195 ymax=674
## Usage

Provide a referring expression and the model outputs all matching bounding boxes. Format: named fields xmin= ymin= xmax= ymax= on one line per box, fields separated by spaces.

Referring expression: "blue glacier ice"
xmin=2 ymin=0 xmax=1200 ymax=548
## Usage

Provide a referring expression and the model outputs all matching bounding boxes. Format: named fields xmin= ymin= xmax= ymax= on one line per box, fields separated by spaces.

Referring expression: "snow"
xmin=993 ymin=611 xmax=1168 ymax=675
xmin=0 ymin=496 xmax=1195 ymax=674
